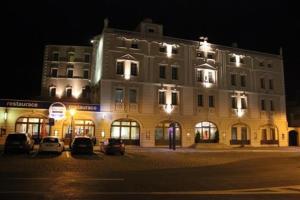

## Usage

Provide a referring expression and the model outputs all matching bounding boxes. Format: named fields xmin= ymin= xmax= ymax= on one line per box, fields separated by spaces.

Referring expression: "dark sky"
xmin=1 ymin=0 xmax=299 ymax=101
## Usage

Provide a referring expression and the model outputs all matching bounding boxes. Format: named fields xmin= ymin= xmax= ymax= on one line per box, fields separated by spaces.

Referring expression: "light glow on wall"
xmin=94 ymin=35 xmax=104 ymax=84
xmin=199 ymin=38 xmax=212 ymax=58
xmin=124 ymin=60 xmax=131 ymax=80
xmin=232 ymin=92 xmax=247 ymax=118
xmin=233 ymin=54 xmax=244 ymax=67
xmin=197 ymin=68 xmax=216 ymax=88
xmin=162 ymin=43 xmax=178 ymax=58
xmin=164 ymin=104 xmax=174 ymax=114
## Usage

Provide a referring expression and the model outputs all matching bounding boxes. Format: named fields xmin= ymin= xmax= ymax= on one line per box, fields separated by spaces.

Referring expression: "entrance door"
xmin=289 ymin=131 xmax=298 ymax=146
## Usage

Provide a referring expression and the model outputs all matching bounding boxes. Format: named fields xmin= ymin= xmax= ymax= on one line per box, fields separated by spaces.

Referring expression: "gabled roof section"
xmin=196 ymin=63 xmax=217 ymax=70
xmin=118 ymin=54 xmax=137 ymax=61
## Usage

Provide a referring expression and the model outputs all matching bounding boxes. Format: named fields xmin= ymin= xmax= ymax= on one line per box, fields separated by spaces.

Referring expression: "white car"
xmin=39 ymin=136 xmax=64 ymax=154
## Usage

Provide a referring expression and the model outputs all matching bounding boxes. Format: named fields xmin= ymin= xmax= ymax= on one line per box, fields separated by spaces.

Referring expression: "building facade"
xmin=0 ymin=19 xmax=290 ymax=147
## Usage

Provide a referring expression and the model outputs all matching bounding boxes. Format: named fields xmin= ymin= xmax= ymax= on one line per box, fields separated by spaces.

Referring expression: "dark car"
xmin=70 ymin=136 xmax=93 ymax=154
xmin=100 ymin=138 xmax=125 ymax=155
xmin=4 ymin=133 xmax=34 ymax=154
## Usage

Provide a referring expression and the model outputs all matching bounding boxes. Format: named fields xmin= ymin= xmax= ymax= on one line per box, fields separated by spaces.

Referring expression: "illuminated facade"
xmin=0 ymin=19 xmax=289 ymax=147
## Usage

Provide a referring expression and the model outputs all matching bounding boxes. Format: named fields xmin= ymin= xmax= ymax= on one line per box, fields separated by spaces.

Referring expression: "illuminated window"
xmin=63 ymin=120 xmax=95 ymax=138
xmin=129 ymin=89 xmax=137 ymax=103
xmin=111 ymin=119 xmax=140 ymax=144
xmin=269 ymin=79 xmax=274 ymax=90
xmin=208 ymin=71 xmax=213 ymax=83
xmin=158 ymin=91 xmax=166 ymax=104
xmin=52 ymin=52 xmax=59 ymax=61
xmin=49 ymin=87 xmax=56 ymax=97
xmin=51 ymin=68 xmax=58 ymax=77
xmin=155 ymin=121 xmax=181 ymax=145
xmin=260 ymin=78 xmax=265 ymax=89
xmin=130 ymin=63 xmax=138 ymax=76
xmin=261 ymin=99 xmax=265 ymax=110
xmin=15 ymin=117 xmax=49 ymax=140
xmin=83 ymin=70 xmax=89 ymax=79
xmin=195 ymin=122 xmax=218 ymax=142
xmin=67 ymin=69 xmax=73 ymax=78
xmin=115 ymin=88 xmax=124 ymax=103
xmin=159 ymin=65 xmax=166 ymax=79
xmin=116 ymin=61 xmax=124 ymax=75
xmin=197 ymin=94 xmax=203 ymax=107
xmin=196 ymin=70 xmax=204 ymax=82
xmin=208 ymin=96 xmax=214 ymax=107
xmin=66 ymin=87 xmax=72 ymax=97
xmin=196 ymin=51 xmax=204 ymax=58
xmin=171 ymin=92 xmax=178 ymax=105
xmin=241 ymin=75 xmax=246 ymax=87
xmin=171 ymin=67 xmax=178 ymax=80
xmin=84 ymin=54 xmax=90 ymax=63
xmin=231 ymin=74 xmax=236 ymax=86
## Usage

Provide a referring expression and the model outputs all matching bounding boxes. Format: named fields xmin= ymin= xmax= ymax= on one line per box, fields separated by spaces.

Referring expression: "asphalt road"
xmin=0 ymin=147 xmax=300 ymax=200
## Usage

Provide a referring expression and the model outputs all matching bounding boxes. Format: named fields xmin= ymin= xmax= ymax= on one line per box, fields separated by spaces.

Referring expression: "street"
xmin=0 ymin=147 xmax=300 ymax=199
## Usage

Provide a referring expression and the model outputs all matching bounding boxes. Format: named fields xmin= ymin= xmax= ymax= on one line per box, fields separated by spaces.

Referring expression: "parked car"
xmin=70 ymin=136 xmax=93 ymax=154
xmin=4 ymin=132 xmax=34 ymax=154
xmin=100 ymin=138 xmax=125 ymax=155
xmin=39 ymin=136 xmax=64 ymax=154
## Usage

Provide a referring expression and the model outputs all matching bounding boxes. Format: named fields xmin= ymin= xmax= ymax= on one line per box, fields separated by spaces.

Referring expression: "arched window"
xmin=63 ymin=119 xmax=95 ymax=138
xmin=155 ymin=121 xmax=181 ymax=145
xmin=111 ymin=119 xmax=140 ymax=145
xmin=15 ymin=117 xmax=49 ymax=141
xmin=195 ymin=121 xmax=218 ymax=143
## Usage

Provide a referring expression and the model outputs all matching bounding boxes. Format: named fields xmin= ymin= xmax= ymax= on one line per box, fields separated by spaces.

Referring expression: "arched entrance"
xmin=289 ymin=130 xmax=299 ymax=146
xmin=155 ymin=120 xmax=181 ymax=146
xmin=194 ymin=121 xmax=218 ymax=143
xmin=110 ymin=119 xmax=140 ymax=145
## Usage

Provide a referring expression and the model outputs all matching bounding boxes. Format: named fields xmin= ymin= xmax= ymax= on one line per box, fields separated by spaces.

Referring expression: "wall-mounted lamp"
xmin=101 ymin=130 xmax=105 ymax=138
xmin=164 ymin=104 xmax=174 ymax=114
xmin=4 ymin=108 xmax=8 ymax=121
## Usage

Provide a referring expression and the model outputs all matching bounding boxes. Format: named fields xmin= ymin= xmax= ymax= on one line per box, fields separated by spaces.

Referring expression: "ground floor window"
xmin=110 ymin=119 xmax=140 ymax=145
xmin=230 ymin=124 xmax=250 ymax=145
xmin=155 ymin=121 xmax=181 ymax=145
xmin=63 ymin=119 xmax=95 ymax=138
xmin=195 ymin=121 xmax=218 ymax=143
xmin=260 ymin=126 xmax=278 ymax=145
xmin=15 ymin=117 xmax=49 ymax=142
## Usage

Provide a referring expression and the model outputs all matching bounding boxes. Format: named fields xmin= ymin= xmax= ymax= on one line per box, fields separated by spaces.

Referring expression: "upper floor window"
xmin=82 ymin=86 xmax=90 ymax=98
xmin=159 ymin=46 xmax=166 ymax=53
xmin=261 ymin=99 xmax=265 ymax=111
xmin=51 ymin=68 xmax=58 ymax=77
xmin=241 ymin=75 xmax=246 ymax=87
xmin=231 ymin=97 xmax=237 ymax=109
xmin=67 ymin=69 xmax=73 ymax=78
xmin=197 ymin=94 xmax=203 ymax=107
xmin=241 ymin=98 xmax=247 ymax=109
xmin=196 ymin=70 xmax=204 ymax=82
xmin=129 ymin=89 xmax=137 ymax=103
xmin=260 ymin=78 xmax=265 ymax=89
xmin=172 ymin=48 xmax=178 ymax=54
xmin=115 ymin=88 xmax=124 ymax=103
xmin=66 ymin=87 xmax=72 ymax=97
xmin=131 ymin=63 xmax=138 ymax=76
xmin=208 ymin=71 xmax=213 ymax=83
xmin=52 ymin=52 xmax=59 ymax=61
xmin=49 ymin=87 xmax=56 ymax=97
xmin=131 ymin=41 xmax=138 ymax=49
xmin=230 ymin=56 xmax=236 ymax=62
xmin=196 ymin=51 xmax=204 ymax=58
xmin=159 ymin=65 xmax=166 ymax=79
xmin=231 ymin=74 xmax=236 ymax=86
xmin=259 ymin=62 xmax=264 ymax=67
xmin=83 ymin=70 xmax=89 ymax=79
xmin=148 ymin=28 xmax=155 ymax=33
xmin=158 ymin=91 xmax=166 ymax=105
xmin=171 ymin=66 xmax=178 ymax=80
xmin=208 ymin=96 xmax=214 ymax=107
xmin=116 ymin=61 xmax=124 ymax=75
xmin=68 ymin=52 xmax=75 ymax=62
xmin=207 ymin=53 xmax=214 ymax=59
xmin=267 ymin=63 xmax=272 ymax=68
xmin=84 ymin=54 xmax=90 ymax=63
xmin=269 ymin=79 xmax=274 ymax=90
xmin=171 ymin=92 xmax=178 ymax=105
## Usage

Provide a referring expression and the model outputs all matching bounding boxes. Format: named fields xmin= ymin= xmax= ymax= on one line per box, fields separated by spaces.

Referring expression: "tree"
xmin=195 ymin=131 xmax=201 ymax=143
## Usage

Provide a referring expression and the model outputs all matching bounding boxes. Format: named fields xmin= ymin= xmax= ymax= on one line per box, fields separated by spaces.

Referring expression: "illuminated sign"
xmin=49 ymin=102 xmax=66 ymax=120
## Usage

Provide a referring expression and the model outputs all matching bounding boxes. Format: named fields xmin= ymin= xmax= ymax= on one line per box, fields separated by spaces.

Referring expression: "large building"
xmin=0 ymin=19 xmax=291 ymax=147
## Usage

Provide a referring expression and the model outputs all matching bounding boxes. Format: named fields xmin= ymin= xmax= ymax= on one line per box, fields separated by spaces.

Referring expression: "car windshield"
xmin=6 ymin=134 xmax=26 ymax=142
xmin=74 ymin=138 xmax=92 ymax=145
xmin=42 ymin=138 xmax=58 ymax=143
xmin=108 ymin=138 xmax=122 ymax=145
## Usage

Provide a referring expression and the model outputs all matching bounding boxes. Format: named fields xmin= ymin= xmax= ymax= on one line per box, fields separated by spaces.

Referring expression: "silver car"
xmin=39 ymin=136 xmax=64 ymax=154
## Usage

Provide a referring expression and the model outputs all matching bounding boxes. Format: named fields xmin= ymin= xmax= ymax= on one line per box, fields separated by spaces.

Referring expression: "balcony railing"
xmin=230 ymin=139 xmax=250 ymax=145
xmin=260 ymin=140 xmax=279 ymax=145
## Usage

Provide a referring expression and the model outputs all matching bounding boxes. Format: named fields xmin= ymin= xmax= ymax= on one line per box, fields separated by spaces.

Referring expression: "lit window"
xmin=196 ymin=70 xmax=204 ymax=82
xmin=209 ymin=96 xmax=214 ymax=107
xmin=197 ymin=94 xmax=203 ymax=107
xmin=115 ymin=88 xmax=124 ymax=103
xmin=51 ymin=68 xmax=58 ymax=77
xmin=129 ymin=89 xmax=137 ymax=103
xmin=171 ymin=67 xmax=178 ymax=80
xmin=171 ymin=92 xmax=178 ymax=105
xmin=111 ymin=119 xmax=140 ymax=142
xmin=66 ymin=87 xmax=72 ymax=97
xmin=208 ymin=71 xmax=213 ymax=83
xmin=159 ymin=65 xmax=166 ymax=79
xmin=116 ymin=61 xmax=124 ymax=75
xmin=158 ymin=91 xmax=166 ymax=105
xmin=131 ymin=63 xmax=138 ymax=76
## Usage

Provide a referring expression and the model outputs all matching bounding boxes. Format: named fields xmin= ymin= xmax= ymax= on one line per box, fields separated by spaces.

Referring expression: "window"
xmin=172 ymin=48 xmax=178 ymax=54
xmin=131 ymin=42 xmax=138 ymax=49
xmin=131 ymin=63 xmax=138 ymax=76
xmin=116 ymin=61 xmax=124 ymax=75
xmin=82 ymin=87 xmax=88 ymax=98
xmin=197 ymin=94 xmax=203 ymax=107
xmin=66 ymin=87 xmax=72 ymax=97
xmin=231 ymin=74 xmax=236 ymax=86
xmin=270 ymin=128 xmax=276 ymax=140
xmin=207 ymin=53 xmax=213 ymax=59
xmin=148 ymin=28 xmax=154 ymax=33
xmin=196 ymin=52 xmax=204 ymax=58
xmin=241 ymin=127 xmax=247 ymax=140
xmin=68 ymin=52 xmax=75 ymax=62
xmin=159 ymin=46 xmax=166 ymax=52
xmin=49 ymin=87 xmax=56 ymax=97
xmin=67 ymin=69 xmax=73 ymax=78
xmin=262 ymin=129 xmax=267 ymax=140
xmin=208 ymin=96 xmax=214 ymax=107
xmin=231 ymin=127 xmax=237 ymax=140
xmin=15 ymin=117 xmax=49 ymax=138
xmin=111 ymin=119 xmax=140 ymax=142
xmin=171 ymin=92 xmax=178 ymax=105
xmin=83 ymin=70 xmax=89 ymax=79
xmin=52 ymin=52 xmax=59 ymax=61
xmin=159 ymin=65 xmax=166 ymax=79
xmin=261 ymin=99 xmax=265 ymax=110
xmin=195 ymin=122 xmax=218 ymax=141
xmin=196 ymin=70 xmax=204 ymax=82
xmin=158 ymin=91 xmax=166 ymax=104
xmin=208 ymin=71 xmax=213 ymax=83
xmin=172 ymin=67 xmax=178 ymax=80
xmin=231 ymin=97 xmax=237 ymax=109
xmin=84 ymin=54 xmax=90 ymax=63
xmin=267 ymin=63 xmax=272 ymax=68
xmin=260 ymin=78 xmax=265 ymax=89
xmin=241 ymin=75 xmax=246 ymax=87
xmin=270 ymin=100 xmax=274 ymax=111
xmin=51 ymin=68 xmax=58 ymax=77
xmin=241 ymin=98 xmax=247 ymax=109
xmin=230 ymin=56 xmax=236 ymax=62
xmin=115 ymin=88 xmax=124 ymax=103
xmin=259 ymin=62 xmax=264 ymax=67
xmin=129 ymin=89 xmax=137 ymax=103
xmin=269 ymin=79 xmax=273 ymax=90
xmin=240 ymin=58 xmax=245 ymax=64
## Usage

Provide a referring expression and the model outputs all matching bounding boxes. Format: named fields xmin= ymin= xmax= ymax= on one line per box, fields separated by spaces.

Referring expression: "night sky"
xmin=1 ymin=0 xmax=299 ymax=102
